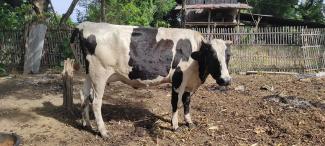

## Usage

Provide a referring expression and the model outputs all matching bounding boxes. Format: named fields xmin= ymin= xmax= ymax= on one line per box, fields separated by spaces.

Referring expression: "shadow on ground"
xmin=0 ymin=108 xmax=37 ymax=122
xmin=32 ymin=100 xmax=170 ymax=142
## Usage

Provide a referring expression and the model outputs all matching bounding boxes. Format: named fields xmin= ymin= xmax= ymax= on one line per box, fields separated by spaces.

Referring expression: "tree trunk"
xmin=62 ymin=58 xmax=75 ymax=111
xmin=59 ymin=0 xmax=79 ymax=27
xmin=100 ymin=0 xmax=106 ymax=22
xmin=23 ymin=23 xmax=47 ymax=74
xmin=23 ymin=0 xmax=50 ymax=74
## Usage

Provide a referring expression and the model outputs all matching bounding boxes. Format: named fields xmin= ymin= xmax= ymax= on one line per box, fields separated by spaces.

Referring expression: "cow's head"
xmin=191 ymin=39 xmax=232 ymax=86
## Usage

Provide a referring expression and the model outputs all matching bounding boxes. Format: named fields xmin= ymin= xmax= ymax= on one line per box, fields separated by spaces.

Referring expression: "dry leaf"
xmin=208 ymin=126 xmax=218 ymax=130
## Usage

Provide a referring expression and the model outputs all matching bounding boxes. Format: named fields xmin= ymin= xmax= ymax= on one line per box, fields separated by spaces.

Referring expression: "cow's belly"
xmin=108 ymin=72 xmax=171 ymax=89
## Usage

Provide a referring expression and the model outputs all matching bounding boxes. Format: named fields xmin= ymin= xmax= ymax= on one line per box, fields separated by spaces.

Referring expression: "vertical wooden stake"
xmin=62 ymin=58 xmax=75 ymax=111
xmin=181 ymin=0 xmax=187 ymax=28
xmin=207 ymin=9 xmax=211 ymax=40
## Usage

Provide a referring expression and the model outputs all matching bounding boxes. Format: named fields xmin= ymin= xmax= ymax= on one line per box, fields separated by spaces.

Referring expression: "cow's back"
xmin=77 ymin=22 xmax=203 ymax=84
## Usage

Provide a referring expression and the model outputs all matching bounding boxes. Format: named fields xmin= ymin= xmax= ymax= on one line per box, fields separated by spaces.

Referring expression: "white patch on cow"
xmin=78 ymin=22 xmax=135 ymax=72
xmin=184 ymin=113 xmax=193 ymax=123
xmin=172 ymin=111 xmax=179 ymax=130
xmin=183 ymin=61 xmax=202 ymax=92
xmin=210 ymin=39 xmax=231 ymax=80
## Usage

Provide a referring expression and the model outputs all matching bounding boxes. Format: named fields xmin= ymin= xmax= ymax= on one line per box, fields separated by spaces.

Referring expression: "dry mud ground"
xmin=0 ymin=73 xmax=324 ymax=146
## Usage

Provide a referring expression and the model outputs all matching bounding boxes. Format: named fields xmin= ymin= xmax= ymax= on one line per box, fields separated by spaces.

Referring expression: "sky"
xmin=52 ymin=0 xmax=82 ymax=22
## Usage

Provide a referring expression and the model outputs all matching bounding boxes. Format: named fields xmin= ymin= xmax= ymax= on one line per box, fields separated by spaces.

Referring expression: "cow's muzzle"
xmin=217 ymin=77 xmax=231 ymax=86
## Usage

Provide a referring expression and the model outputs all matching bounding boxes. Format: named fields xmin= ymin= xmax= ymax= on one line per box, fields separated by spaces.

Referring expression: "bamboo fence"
xmin=0 ymin=26 xmax=324 ymax=73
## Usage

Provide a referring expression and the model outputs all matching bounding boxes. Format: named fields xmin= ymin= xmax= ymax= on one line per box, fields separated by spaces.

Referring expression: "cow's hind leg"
xmin=182 ymin=92 xmax=195 ymax=129
xmin=90 ymin=68 xmax=113 ymax=138
xmin=80 ymin=75 xmax=92 ymax=128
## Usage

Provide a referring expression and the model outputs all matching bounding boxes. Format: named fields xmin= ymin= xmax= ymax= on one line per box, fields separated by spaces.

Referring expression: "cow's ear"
xmin=225 ymin=40 xmax=233 ymax=48
xmin=191 ymin=51 xmax=200 ymax=60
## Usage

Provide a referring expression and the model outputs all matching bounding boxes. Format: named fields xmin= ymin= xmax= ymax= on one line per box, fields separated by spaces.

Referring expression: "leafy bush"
xmin=0 ymin=64 xmax=8 ymax=77
xmin=0 ymin=3 xmax=33 ymax=29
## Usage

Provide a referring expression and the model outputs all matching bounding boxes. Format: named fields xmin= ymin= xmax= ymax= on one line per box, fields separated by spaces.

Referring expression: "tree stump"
xmin=62 ymin=58 xmax=75 ymax=111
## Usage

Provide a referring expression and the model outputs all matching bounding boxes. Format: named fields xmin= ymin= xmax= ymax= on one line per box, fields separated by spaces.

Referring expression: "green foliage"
xmin=298 ymin=0 xmax=325 ymax=23
xmin=0 ymin=2 xmax=33 ymax=29
xmin=239 ymin=0 xmax=325 ymax=23
xmin=59 ymin=38 xmax=75 ymax=60
xmin=78 ymin=0 xmax=176 ymax=27
xmin=241 ymin=0 xmax=299 ymax=19
xmin=0 ymin=1 xmax=76 ymax=29
xmin=0 ymin=64 xmax=8 ymax=77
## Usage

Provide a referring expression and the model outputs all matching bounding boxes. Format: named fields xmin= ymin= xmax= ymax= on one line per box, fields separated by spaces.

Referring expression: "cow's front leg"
xmin=171 ymin=68 xmax=185 ymax=131
xmin=171 ymin=87 xmax=180 ymax=131
xmin=182 ymin=92 xmax=195 ymax=129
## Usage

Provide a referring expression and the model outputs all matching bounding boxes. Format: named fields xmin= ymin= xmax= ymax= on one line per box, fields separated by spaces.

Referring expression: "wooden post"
xmin=181 ymin=0 xmax=186 ymax=28
xmin=207 ymin=9 xmax=211 ymax=40
xmin=62 ymin=58 xmax=75 ymax=111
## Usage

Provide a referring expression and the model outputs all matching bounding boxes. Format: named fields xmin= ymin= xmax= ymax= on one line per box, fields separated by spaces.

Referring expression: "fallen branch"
xmin=245 ymin=71 xmax=299 ymax=76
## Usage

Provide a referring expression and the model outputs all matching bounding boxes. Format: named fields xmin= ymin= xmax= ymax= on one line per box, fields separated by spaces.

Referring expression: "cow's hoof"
xmin=100 ymin=133 xmax=111 ymax=140
xmin=172 ymin=127 xmax=180 ymax=132
xmin=186 ymin=123 xmax=196 ymax=129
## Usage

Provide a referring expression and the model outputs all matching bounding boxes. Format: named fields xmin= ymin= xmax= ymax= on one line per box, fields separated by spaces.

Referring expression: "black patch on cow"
xmin=171 ymin=67 xmax=183 ymax=113
xmin=172 ymin=67 xmax=183 ymax=89
xmin=84 ymin=35 xmax=97 ymax=55
xmin=128 ymin=28 xmax=174 ymax=80
xmin=191 ymin=41 xmax=222 ymax=83
xmin=171 ymin=88 xmax=178 ymax=113
xmin=182 ymin=92 xmax=191 ymax=115
xmin=172 ymin=39 xmax=192 ymax=68
xmin=191 ymin=42 xmax=210 ymax=83
xmin=78 ymin=30 xmax=90 ymax=74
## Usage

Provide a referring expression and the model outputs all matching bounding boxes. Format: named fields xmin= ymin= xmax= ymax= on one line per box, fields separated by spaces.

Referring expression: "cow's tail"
xmin=70 ymin=27 xmax=89 ymax=74
xmin=69 ymin=28 xmax=83 ymax=72
xmin=70 ymin=28 xmax=79 ymax=45
xmin=70 ymin=28 xmax=91 ymax=108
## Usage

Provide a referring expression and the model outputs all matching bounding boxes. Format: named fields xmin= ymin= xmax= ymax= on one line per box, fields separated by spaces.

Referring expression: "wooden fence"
xmin=0 ymin=26 xmax=324 ymax=73
xmin=0 ymin=30 xmax=25 ymax=71
xmin=0 ymin=29 xmax=77 ymax=71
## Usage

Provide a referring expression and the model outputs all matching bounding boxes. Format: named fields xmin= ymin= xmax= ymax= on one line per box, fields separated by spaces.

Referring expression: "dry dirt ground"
xmin=0 ymin=72 xmax=324 ymax=146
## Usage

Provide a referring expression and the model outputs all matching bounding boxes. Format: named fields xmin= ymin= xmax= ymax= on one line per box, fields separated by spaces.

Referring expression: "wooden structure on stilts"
xmin=178 ymin=0 xmax=252 ymax=30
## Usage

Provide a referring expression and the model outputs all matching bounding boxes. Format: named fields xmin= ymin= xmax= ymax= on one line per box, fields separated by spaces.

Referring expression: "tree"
xmin=77 ymin=0 xmax=176 ymax=27
xmin=239 ymin=0 xmax=325 ymax=23
xmin=23 ymin=0 xmax=51 ymax=74
xmin=240 ymin=0 xmax=299 ymax=19
xmin=299 ymin=0 xmax=325 ymax=23
xmin=59 ymin=0 xmax=79 ymax=27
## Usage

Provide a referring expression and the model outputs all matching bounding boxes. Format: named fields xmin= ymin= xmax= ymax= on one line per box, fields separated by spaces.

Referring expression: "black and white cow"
xmin=70 ymin=22 xmax=232 ymax=138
